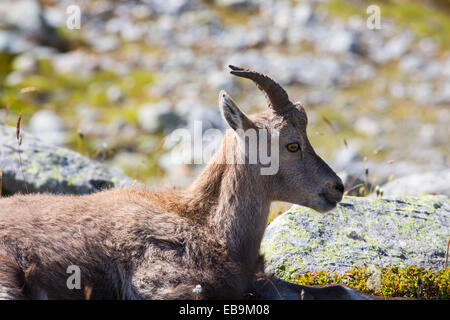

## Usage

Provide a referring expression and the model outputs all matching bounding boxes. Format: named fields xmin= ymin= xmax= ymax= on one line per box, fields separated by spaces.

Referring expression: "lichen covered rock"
xmin=0 ymin=124 xmax=134 ymax=195
xmin=261 ymin=196 xmax=450 ymax=282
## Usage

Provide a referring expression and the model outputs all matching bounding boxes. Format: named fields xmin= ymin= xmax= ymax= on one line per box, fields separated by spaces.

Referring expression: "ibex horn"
xmin=229 ymin=65 xmax=293 ymax=114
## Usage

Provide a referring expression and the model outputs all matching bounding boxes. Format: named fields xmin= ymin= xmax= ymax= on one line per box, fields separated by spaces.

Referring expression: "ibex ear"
xmin=219 ymin=90 xmax=254 ymax=131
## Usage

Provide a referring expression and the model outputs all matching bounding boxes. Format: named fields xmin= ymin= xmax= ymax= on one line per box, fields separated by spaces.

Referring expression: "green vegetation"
xmin=296 ymin=265 xmax=450 ymax=299
xmin=324 ymin=0 xmax=450 ymax=49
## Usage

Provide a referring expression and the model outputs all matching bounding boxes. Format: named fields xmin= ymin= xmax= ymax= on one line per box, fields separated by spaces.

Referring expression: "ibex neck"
xmin=188 ymin=143 xmax=271 ymax=263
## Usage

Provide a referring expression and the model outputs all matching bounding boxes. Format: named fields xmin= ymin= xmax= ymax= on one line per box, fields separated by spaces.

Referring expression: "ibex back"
xmin=0 ymin=66 xmax=344 ymax=300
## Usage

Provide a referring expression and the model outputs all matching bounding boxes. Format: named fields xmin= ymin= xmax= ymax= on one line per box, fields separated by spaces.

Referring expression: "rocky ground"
xmin=0 ymin=0 xmax=448 ymax=194
xmin=262 ymin=195 xmax=450 ymax=279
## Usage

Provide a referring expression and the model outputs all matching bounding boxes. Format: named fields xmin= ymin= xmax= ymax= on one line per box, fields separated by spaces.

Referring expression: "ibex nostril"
xmin=335 ymin=182 xmax=344 ymax=194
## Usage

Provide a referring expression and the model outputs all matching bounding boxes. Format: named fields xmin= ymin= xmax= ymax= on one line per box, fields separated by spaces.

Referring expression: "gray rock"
xmin=332 ymin=146 xmax=360 ymax=171
xmin=354 ymin=116 xmax=380 ymax=136
xmin=354 ymin=64 xmax=376 ymax=82
xmin=0 ymin=124 xmax=133 ymax=195
xmin=261 ymin=195 xmax=450 ymax=280
xmin=207 ymin=69 xmax=235 ymax=91
xmin=89 ymin=34 xmax=120 ymax=53
xmin=106 ymin=85 xmax=124 ymax=103
xmin=12 ymin=53 xmax=38 ymax=73
xmin=4 ymin=71 xmax=24 ymax=86
xmin=0 ymin=0 xmax=41 ymax=33
xmin=288 ymin=55 xmax=342 ymax=87
xmin=304 ymin=89 xmax=335 ymax=106
xmin=52 ymin=51 xmax=99 ymax=76
xmin=175 ymin=98 xmax=224 ymax=131
xmin=217 ymin=27 xmax=252 ymax=50
xmin=435 ymin=81 xmax=450 ymax=105
xmin=408 ymin=82 xmax=433 ymax=105
xmin=29 ymin=110 xmax=67 ymax=146
xmin=381 ymin=170 xmax=450 ymax=197
xmin=390 ymin=81 xmax=406 ymax=98
xmin=43 ymin=6 xmax=66 ymax=28
xmin=143 ymin=0 xmax=199 ymax=16
xmin=0 ymin=0 xmax=68 ymax=51
xmin=120 ymin=21 xmax=146 ymax=42
xmin=138 ymin=101 xmax=186 ymax=133
xmin=370 ymin=31 xmax=414 ymax=63
xmin=421 ymin=60 xmax=442 ymax=81
xmin=319 ymin=28 xmax=360 ymax=54
xmin=418 ymin=38 xmax=439 ymax=57
xmin=398 ymin=53 xmax=425 ymax=74
xmin=0 ymin=31 xmax=33 ymax=54
xmin=292 ymin=3 xmax=315 ymax=26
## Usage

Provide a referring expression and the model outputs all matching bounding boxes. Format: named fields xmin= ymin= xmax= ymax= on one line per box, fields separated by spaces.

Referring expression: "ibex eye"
xmin=286 ymin=143 xmax=300 ymax=152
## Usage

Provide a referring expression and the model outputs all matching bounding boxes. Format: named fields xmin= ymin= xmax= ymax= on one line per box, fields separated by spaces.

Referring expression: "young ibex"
xmin=0 ymin=66 xmax=347 ymax=300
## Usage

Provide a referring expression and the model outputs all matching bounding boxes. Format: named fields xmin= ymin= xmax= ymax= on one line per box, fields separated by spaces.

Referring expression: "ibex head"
xmin=219 ymin=65 xmax=344 ymax=212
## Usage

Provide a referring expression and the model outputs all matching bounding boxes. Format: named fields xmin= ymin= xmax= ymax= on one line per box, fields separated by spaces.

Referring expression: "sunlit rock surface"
xmin=262 ymin=196 xmax=450 ymax=281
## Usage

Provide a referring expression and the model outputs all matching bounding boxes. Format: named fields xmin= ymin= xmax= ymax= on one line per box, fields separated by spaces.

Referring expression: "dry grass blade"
xmin=322 ymin=116 xmax=337 ymax=133
xmin=16 ymin=113 xmax=22 ymax=141
xmin=84 ymin=284 xmax=93 ymax=300
xmin=255 ymin=272 xmax=283 ymax=300
xmin=3 ymin=103 xmax=10 ymax=117
xmin=343 ymin=174 xmax=361 ymax=196
xmin=364 ymin=168 xmax=369 ymax=193
xmin=343 ymin=138 xmax=348 ymax=148
xmin=16 ymin=113 xmax=28 ymax=193
xmin=20 ymin=87 xmax=39 ymax=94
xmin=344 ymin=183 xmax=364 ymax=196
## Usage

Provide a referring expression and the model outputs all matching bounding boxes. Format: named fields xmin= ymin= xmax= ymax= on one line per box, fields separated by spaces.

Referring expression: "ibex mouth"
xmin=318 ymin=192 xmax=340 ymax=211
xmin=324 ymin=195 xmax=338 ymax=204
xmin=320 ymin=180 xmax=344 ymax=209
xmin=324 ymin=197 xmax=338 ymax=207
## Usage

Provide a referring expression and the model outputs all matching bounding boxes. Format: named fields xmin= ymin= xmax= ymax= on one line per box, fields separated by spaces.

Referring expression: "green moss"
xmin=277 ymin=262 xmax=302 ymax=282
xmin=26 ymin=165 xmax=40 ymax=175
xmin=65 ymin=174 xmax=83 ymax=186
xmin=50 ymin=168 xmax=63 ymax=181
xmin=296 ymin=266 xmax=450 ymax=299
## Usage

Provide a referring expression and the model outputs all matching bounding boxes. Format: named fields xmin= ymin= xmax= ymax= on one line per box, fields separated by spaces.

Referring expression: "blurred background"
xmin=0 ymin=0 xmax=449 ymax=213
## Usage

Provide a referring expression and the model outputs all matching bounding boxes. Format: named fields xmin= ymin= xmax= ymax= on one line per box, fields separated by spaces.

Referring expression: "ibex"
xmin=0 ymin=66 xmax=360 ymax=300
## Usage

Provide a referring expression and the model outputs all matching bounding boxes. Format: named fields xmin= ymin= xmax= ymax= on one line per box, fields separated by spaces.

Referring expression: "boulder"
xmin=381 ymin=170 xmax=450 ymax=197
xmin=0 ymin=124 xmax=133 ymax=195
xmin=261 ymin=195 xmax=449 ymax=281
